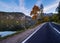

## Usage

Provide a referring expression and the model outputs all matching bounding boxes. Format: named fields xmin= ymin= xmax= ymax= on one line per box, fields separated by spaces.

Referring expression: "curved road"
xmin=22 ymin=22 xmax=60 ymax=43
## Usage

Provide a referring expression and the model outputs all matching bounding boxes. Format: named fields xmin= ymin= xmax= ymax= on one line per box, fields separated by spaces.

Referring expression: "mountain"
xmin=0 ymin=12 xmax=32 ymax=31
xmin=43 ymin=13 xmax=53 ymax=17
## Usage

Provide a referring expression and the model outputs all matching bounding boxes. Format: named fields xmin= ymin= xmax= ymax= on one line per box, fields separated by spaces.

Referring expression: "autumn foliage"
xmin=43 ymin=16 xmax=49 ymax=22
xmin=30 ymin=5 xmax=40 ymax=20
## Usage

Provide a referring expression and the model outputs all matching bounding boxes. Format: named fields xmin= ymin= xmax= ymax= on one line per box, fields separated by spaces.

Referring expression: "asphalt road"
xmin=22 ymin=22 xmax=60 ymax=43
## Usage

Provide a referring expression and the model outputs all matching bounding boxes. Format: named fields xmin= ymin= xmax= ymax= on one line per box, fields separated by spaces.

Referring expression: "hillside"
xmin=0 ymin=12 xmax=32 ymax=31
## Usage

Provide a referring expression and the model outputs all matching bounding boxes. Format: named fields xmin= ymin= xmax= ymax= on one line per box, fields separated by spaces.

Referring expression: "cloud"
xmin=19 ymin=0 xmax=30 ymax=16
xmin=44 ymin=0 xmax=59 ymax=13
xmin=0 ymin=0 xmax=60 ymax=16
xmin=0 ymin=1 xmax=11 ymax=11
xmin=0 ymin=1 xmax=19 ymax=12
xmin=0 ymin=0 xmax=30 ymax=16
xmin=44 ymin=3 xmax=58 ymax=13
xmin=35 ymin=0 xmax=41 ymax=6
xmin=57 ymin=0 xmax=60 ymax=1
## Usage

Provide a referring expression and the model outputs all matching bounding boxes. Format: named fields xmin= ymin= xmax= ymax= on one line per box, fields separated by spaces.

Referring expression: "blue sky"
xmin=0 ymin=0 xmax=60 ymax=16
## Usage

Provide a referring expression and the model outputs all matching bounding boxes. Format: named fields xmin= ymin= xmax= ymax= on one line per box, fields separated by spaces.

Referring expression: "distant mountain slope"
xmin=0 ymin=12 xmax=32 ymax=31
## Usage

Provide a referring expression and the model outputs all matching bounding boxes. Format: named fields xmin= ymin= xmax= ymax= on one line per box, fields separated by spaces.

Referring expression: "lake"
xmin=0 ymin=31 xmax=16 ymax=37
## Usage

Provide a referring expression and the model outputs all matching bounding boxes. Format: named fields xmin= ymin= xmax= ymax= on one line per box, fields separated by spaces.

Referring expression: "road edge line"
xmin=22 ymin=23 xmax=46 ymax=43
xmin=52 ymin=22 xmax=60 ymax=25
xmin=49 ymin=23 xmax=60 ymax=34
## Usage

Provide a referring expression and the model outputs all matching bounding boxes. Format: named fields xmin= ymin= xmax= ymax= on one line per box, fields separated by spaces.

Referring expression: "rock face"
xmin=0 ymin=12 xmax=32 ymax=31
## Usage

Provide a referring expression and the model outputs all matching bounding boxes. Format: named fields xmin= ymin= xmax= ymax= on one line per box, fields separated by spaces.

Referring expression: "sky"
xmin=0 ymin=0 xmax=60 ymax=16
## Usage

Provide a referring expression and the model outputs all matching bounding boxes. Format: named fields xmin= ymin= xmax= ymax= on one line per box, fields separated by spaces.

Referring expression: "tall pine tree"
xmin=56 ymin=2 xmax=60 ymax=20
xmin=40 ymin=4 xmax=44 ymax=19
xmin=56 ymin=2 xmax=60 ymax=15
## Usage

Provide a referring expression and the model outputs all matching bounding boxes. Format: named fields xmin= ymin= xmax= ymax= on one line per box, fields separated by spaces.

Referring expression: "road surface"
xmin=22 ymin=22 xmax=60 ymax=43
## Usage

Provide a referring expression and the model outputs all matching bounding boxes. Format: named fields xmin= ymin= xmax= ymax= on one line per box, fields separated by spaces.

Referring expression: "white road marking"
xmin=49 ymin=23 xmax=60 ymax=34
xmin=52 ymin=22 xmax=60 ymax=25
xmin=22 ymin=23 xmax=46 ymax=43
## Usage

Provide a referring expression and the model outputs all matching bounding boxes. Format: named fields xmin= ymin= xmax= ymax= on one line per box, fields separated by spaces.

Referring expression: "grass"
xmin=0 ymin=21 xmax=42 ymax=41
xmin=28 ymin=22 xmax=42 ymax=29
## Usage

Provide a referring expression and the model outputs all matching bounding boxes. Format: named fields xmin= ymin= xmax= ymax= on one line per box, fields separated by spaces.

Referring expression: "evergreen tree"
xmin=56 ymin=2 xmax=60 ymax=15
xmin=56 ymin=2 xmax=60 ymax=21
xmin=40 ymin=4 xmax=44 ymax=18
